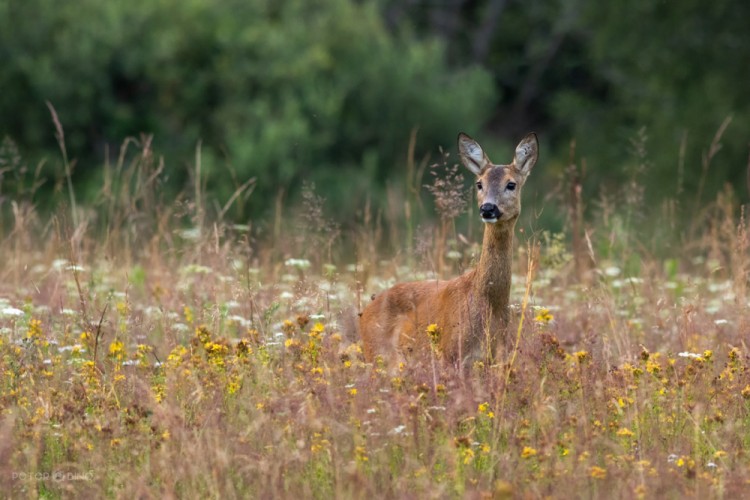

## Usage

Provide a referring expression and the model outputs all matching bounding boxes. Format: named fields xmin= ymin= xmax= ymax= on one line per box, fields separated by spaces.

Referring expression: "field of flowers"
xmin=1 ymin=174 xmax=749 ymax=498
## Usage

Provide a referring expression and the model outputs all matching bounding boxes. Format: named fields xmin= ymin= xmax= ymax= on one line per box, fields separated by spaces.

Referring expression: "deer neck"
xmin=473 ymin=220 xmax=515 ymax=312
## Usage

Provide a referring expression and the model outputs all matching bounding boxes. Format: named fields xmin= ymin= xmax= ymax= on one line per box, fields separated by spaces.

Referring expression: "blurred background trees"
xmin=1 ymin=0 xmax=748 ymax=232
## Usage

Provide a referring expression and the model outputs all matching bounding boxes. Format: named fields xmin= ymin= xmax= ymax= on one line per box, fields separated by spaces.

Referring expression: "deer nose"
xmin=479 ymin=203 xmax=501 ymax=221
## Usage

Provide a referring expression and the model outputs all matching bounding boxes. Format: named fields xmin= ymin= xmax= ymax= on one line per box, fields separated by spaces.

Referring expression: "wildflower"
xmin=742 ymin=386 xmax=750 ymax=399
xmin=26 ymin=318 xmax=44 ymax=340
xmin=309 ymin=322 xmax=325 ymax=340
xmin=282 ymin=320 xmax=296 ymax=337
xmin=645 ymin=358 xmax=661 ymax=374
xmin=108 ymin=340 xmax=125 ymax=360
xmin=639 ymin=346 xmax=650 ymax=361
xmin=589 ymin=466 xmax=607 ymax=479
xmin=152 ymin=384 xmax=165 ymax=403
xmin=348 ymin=387 xmax=358 ymax=397
xmin=236 ymin=339 xmax=252 ymax=357
xmin=462 ymin=447 xmax=475 ymax=465
xmin=617 ymin=428 xmax=635 ymax=438
xmin=678 ymin=351 xmax=702 ymax=359
xmin=714 ymin=450 xmax=727 ymax=459
xmin=1 ymin=307 xmax=24 ymax=317
xmin=728 ymin=347 xmax=740 ymax=362
xmin=195 ymin=325 xmax=212 ymax=346
xmin=227 ymin=376 xmax=241 ymax=395
xmin=478 ymin=402 xmax=490 ymax=414
xmin=521 ymin=446 xmax=537 ymax=459
xmin=355 ymin=445 xmax=369 ymax=463
xmin=574 ymin=350 xmax=589 ymax=363
xmin=426 ymin=323 xmax=440 ymax=348
xmin=703 ymin=350 xmax=713 ymax=361
xmin=167 ymin=345 xmax=188 ymax=367
xmin=116 ymin=301 xmax=129 ymax=316
xmin=534 ymin=308 xmax=554 ymax=324
xmin=285 ymin=338 xmax=301 ymax=350
xmin=184 ymin=306 xmax=194 ymax=324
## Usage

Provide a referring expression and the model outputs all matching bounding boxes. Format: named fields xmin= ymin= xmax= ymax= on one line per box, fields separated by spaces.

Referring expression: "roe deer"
xmin=359 ymin=132 xmax=539 ymax=366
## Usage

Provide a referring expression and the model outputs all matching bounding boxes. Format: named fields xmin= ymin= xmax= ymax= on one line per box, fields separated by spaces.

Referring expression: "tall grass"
xmin=0 ymin=129 xmax=748 ymax=498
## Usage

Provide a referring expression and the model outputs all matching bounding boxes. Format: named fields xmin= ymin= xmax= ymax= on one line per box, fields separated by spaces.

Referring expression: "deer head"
xmin=458 ymin=133 xmax=538 ymax=224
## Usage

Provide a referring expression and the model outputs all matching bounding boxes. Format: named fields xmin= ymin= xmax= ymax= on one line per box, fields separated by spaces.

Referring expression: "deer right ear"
xmin=458 ymin=133 xmax=488 ymax=175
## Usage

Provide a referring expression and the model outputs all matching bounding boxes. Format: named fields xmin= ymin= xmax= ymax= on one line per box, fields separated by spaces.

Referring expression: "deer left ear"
xmin=514 ymin=133 xmax=538 ymax=179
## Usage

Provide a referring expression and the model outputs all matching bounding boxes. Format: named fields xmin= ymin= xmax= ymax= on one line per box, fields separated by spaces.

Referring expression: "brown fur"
xmin=359 ymin=132 xmax=538 ymax=366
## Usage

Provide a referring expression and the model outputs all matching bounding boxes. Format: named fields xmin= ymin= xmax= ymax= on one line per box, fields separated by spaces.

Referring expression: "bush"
xmin=0 ymin=0 xmax=495 ymax=219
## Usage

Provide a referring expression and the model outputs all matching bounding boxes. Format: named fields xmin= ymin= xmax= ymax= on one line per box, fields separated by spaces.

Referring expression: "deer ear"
xmin=458 ymin=133 xmax=488 ymax=175
xmin=514 ymin=133 xmax=538 ymax=178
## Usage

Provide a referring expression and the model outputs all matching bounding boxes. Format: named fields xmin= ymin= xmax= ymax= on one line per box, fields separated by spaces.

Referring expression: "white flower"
xmin=0 ymin=307 xmax=24 ymax=317
xmin=389 ymin=425 xmax=407 ymax=435
xmin=678 ymin=352 xmax=702 ymax=359
xmin=604 ymin=266 xmax=621 ymax=277
xmin=285 ymin=258 xmax=311 ymax=269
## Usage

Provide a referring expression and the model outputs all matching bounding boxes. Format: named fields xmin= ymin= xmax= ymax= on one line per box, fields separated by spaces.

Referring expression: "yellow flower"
xmin=521 ymin=446 xmax=537 ymax=459
xmin=184 ymin=306 xmax=194 ymax=324
xmin=348 ymin=387 xmax=358 ymax=396
xmin=26 ymin=318 xmax=43 ymax=340
xmin=535 ymin=308 xmax=554 ymax=324
xmin=310 ymin=322 xmax=325 ymax=338
xmin=589 ymin=466 xmax=607 ymax=479
xmin=355 ymin=445 xmax=369 ymax=463
xmin=282 ymin=319 xmax=296 ymax=337
xmin=462 ymin=447 xmax=475 ymax=465
xmin=478 ymin=402 xmax=490 ymax=413
xmin=574 ymin=350 xmax=589 ymax=363
xmin=108 ymin=340 xmax=125 ymax=359
xmin=617 ymin=427 xmax=635 ymax=438
xmin=116 ymin=301 xmax=129 ymax=316
xmin=285 ymin=338 xmax=301 ymax=350
xmin=426 ymin=323 xmax=441 ymax=348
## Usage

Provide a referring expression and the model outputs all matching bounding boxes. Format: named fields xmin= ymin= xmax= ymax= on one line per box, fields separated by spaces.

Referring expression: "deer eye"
xmin=476 ymin=181 xmax=483 ymax=191
xmin=506 ymin=182 xmax=516 ymax=191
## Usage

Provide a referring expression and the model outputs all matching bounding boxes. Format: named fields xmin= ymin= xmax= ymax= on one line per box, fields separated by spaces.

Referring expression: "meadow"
xmin=0 ymin=136 xmax=749 ymax=499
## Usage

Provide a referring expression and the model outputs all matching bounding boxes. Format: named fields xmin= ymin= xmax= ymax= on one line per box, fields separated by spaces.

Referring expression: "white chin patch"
xmin=481 ymin=217 xmax=498 ymax=224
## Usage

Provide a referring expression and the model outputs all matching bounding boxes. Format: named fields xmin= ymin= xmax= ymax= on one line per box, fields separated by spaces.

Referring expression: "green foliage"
xmin=0 ymin=0 xmax=494 ymax=218
xmin=554 ymin=0 xmax=750 ymax=201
